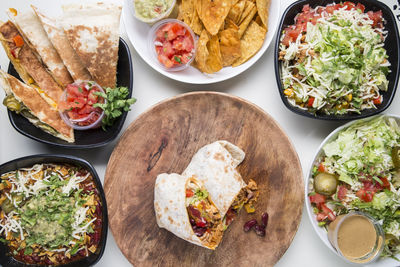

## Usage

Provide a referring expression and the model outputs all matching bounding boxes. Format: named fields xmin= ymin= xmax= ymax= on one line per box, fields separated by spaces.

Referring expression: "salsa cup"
xmin=147 ymin=19 xmax=196 ymax=72
xmin=129 ymin=0 xmax=176 ymax=24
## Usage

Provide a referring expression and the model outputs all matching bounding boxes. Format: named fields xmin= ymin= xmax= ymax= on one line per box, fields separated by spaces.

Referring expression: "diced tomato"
xmin=367 ymin=10 xmax=383 ymax=28
xmin=302 ymin=4 xmax=310 ymax=12
xmin=309 ymin=193 xmax=326 ymax=208
xmin=316 ymin=213 xmax=327 ymax=221
xmin=380 ymin=177 xmax=391 ymax=190
xmin=10 ymin=49 xmax=17 ymax=58
xmin=343 ymin=1 xmax=355 ymax=10
xmin=172 ymin=36 xmax=185 ymax=50
xmin=158 ymin=53 xmax=174 ymax=68
xmin=317 ymin=163 xmax=325 ymax=173
xmin=196 ymin=217 xmax=207 ymax=227
xmin=180 ymin=53 xmax=192 ymax=64
xmin=373 ymin=96 xmax=382 ymax=105
xmin=356 ymin=3 xmax=365 ymax=12
xmin=325 ymin=5 xmax=335 ymax=14
xmin=69 ymin=97 xmax=86 ymax=109
xmin=66 ymin=84 xmax=82 ymax=97
xmin=320 ymin=203 xmax=336 ymax=221
xmin=337 ymin=186 xmax=347 ymax=201
xmin=87 ymin=89 xmax=99 ymax=105
xmin=308 ymin=97 xmax=315 ymax=107
xmin=13 ymin=35 xmax=24 ymax=47
xmin=78 ymin=104 xmax=95 ymax=115
xmin=356 ymin=189 xmax=374 ymax=202
xmin=225 ymin=208 xmax=236 ymax=226
xmin=186 ymin=189 xmax=194 ymax=197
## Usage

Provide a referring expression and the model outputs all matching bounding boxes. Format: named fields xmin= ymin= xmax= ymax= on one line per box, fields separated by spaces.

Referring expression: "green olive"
xmin=3 ymin=95 xmax=21 ymax=112
xmin=1 ymin=198 xmax=14 ymax=213
xmin=392 ymin=146 xmax=400 ymax=169
xmin=314 ymin=172 xmax=338 ymax=196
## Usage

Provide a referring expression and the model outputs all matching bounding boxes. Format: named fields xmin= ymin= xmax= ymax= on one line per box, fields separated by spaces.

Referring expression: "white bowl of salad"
xmin=275 ymin=0 xmax=400 ymax=120
xmin=306 ymin=114 xmax=400 ymax=265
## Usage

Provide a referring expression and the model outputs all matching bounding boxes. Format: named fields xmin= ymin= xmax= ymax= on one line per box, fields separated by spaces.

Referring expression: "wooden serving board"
xmin=104 ymin=92 xmax=304 ymax=267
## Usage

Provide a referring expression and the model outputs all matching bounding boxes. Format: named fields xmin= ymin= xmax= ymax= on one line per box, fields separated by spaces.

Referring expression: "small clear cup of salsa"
xmin=58 ymin=81 xmax=105 ymax=130
xmin=132 ymin=0 xmax=176 ymax=24
xmin=148 ymin=19 xmax=196 ymax=72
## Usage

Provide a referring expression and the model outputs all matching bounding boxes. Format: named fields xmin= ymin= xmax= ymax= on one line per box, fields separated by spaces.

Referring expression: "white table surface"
xmin=0 ymin=0 xmax=398 ymax=266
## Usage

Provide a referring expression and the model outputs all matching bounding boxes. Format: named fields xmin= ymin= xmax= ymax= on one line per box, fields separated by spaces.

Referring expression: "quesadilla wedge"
xmin=154 ymin=173 xmax=224 ymax=250
xmin=11 ymin=9 xmax=74 ymax=86
xmin=32 ymin=6 xmax=92 ymax=82
xmin=0 ymin=21 xmax=63 ymax=107
xmin=182 ymin=141 xmax=258 ymax=224
xmin=0 ymin=70 xmax=74 ymax=143
xmin=61 ymin=2 xmax=122 ymax=88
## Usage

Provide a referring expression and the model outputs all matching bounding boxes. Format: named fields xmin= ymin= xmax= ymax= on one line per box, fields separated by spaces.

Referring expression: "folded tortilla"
xmin=154 ymin=173 xmax=223 ymax=250
xmin=32 ymin=6 xmax=92 ymax=82
xmin=0 ymin=21 xmax=63 ymax=107
xmin=61 ymin=3 xmax=122 ymax=88
xmin=182 ymin=141 xmax=247 ymax=217
xmin=0 ymin=70 xmax=74 ymax=143
xmin=11 ymin=10 xmax=74 ymax=86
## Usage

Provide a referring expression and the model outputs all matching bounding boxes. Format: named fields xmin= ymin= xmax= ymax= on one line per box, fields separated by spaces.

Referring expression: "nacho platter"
xmin=104 ymin=91 xmax=304 ymax=266
xmin=122 ymin=0 xmax=279 ymax=84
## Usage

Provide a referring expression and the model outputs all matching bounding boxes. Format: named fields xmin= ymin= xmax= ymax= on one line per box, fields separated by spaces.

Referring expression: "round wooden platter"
xmin=104 ymin=91 xmax=304 ymax=267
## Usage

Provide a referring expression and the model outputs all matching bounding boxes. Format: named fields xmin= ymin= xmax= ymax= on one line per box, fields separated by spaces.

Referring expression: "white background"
xmin=0 ymin=0 xmax=399 ymax=266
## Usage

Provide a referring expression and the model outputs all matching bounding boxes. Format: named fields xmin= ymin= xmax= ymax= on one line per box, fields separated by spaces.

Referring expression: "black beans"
xmin=243 ymin=219 xmax=257 ymax=232
xmin=261 ymin=212 xmax=269 ymax=228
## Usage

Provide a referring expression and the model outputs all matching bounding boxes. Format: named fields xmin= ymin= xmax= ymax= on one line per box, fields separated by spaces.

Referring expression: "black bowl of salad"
xmin=274 ymin=0 xmax=400 ymax=120
xmin=0 ymin=154 xmax=108 ymax=267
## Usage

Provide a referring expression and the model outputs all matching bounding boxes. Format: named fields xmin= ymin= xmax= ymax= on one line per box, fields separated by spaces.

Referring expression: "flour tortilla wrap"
xmin=0 ymin=70 xmax=74 ymax=143
xmin=154 ymin=173 xmax=223 ymax=250
xmin=182 ymin=141 xmax=246 ymax=217
xmin=32 ymin=6 xmax=92 ymax=82
xmin=61 ymin=3 xmax=121 ymax=88
xmin=11 ymin=10 xmax=74 ymax=86
xmin=0 ymin=21 xmax=63 ymax=107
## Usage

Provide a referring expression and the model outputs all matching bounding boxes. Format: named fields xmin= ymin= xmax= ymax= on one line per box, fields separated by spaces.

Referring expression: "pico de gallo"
xmin=59 ymin=81 xmax=105 ymax=128
xmin=153 ymin=20 xmax=195 ymax=69
xmin=309 ymin=116 xmax=400 ymax=259
xmin=185 ymin=178 xmax=223 ymax=247
xmin=0 ymin=164 xmax=103 ymax=265
xmin=279 ymin=2 xmax=390 ymax=115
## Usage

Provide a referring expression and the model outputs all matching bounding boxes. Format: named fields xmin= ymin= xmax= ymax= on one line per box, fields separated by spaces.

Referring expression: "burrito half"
xmin=154 ymin=173 xmax=224 ymax=250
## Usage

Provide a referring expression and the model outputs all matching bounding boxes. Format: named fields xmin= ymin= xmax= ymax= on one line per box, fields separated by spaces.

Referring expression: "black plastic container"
xmin=0 ymin=154 xmax=108 ymax=267
xmin=7 ymin=38 xmax=134 ymax=148
xmin=274 ymin=0 xmax=400 ymax=120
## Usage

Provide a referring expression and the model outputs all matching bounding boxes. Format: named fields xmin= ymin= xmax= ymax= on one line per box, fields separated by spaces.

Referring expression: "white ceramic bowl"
xmin=122 ymin=0 xmax=280 ymax=84
xmin=305 ymin=114 xmax=400 ymax=266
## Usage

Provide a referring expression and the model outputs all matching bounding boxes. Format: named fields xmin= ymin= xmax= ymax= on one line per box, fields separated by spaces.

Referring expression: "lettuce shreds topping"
xmin=280 ymin=6 xmax=390 ymax=115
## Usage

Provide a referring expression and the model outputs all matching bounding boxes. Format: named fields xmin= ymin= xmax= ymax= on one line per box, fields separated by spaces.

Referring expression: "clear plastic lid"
xmin=147 ymin=19 xmax=196 ymax=72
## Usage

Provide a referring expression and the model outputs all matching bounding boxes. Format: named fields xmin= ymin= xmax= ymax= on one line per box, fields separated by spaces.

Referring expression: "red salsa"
xmin=154 ymin=22 xmax=195 ymax=68
xmin=59 ymin=81 xmax=104 ymax=127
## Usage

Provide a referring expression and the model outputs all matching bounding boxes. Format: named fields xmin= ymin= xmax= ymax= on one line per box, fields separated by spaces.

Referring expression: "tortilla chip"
xmin=239 ymin=1 xmax=255 ymax=25
xmin=195 ymin=30 xmax=222 ymax=73
xmin=254 ymin=15 xmax=263 ymax=27
xmin=219 ymin=24 xmax=241 ymax=66
xmin=256 ymin=0 xmax=270 ymax=30
xmin=190 ymin=0 xmax=204 ymax=35
xmin=238 ymin=6 xmax=257 ymax=38
xmin=232 ymin=21 xmax=266 ymax=67
xmin=227 ymin=0 xmax=246 ymax=25
xmin=179 ymin=0 xmax=194 ymax=25
xmin=197 ymin=0 xmax=231 ymax=35
xmin=195 ymin=30 xmax=210 ymax=72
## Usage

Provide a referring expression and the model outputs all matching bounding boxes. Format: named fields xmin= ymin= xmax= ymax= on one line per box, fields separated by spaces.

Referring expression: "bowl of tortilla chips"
xmin=123 ymin=0 xmax=280 ymax=83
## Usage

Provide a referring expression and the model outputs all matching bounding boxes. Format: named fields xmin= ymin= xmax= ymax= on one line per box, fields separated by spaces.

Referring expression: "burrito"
xmin=182 ymin=141 xmax=259 ymax=226
xmin=0 ymin=20 xmax=63 ymax=107
xmin=0 ymin=70 xmax=74 ymax=143
xmin=154 ymin=173 xmax=224 ymax=250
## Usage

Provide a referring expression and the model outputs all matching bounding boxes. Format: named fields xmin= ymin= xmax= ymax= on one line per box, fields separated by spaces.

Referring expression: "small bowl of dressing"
xmin=327 ymin=212 xmax=384 ymax=265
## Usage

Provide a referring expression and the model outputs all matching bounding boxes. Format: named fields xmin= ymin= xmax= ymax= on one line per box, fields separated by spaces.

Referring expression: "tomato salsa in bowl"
xmin=148 ymin=19 xmax=196 ymax=71
xmin=58 ymin=81 xmax=105 ymax=130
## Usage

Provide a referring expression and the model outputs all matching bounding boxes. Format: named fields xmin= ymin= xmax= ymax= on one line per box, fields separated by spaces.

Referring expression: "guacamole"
xmin=134 ymin=0 xmax=173 ymax=21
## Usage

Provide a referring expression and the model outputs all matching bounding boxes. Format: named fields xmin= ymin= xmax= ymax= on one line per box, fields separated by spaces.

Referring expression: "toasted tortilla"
xmin=11 ymin=10 xmax=73 ymax=86
xmin=0 ymin=21 xmax=63 ymax=107
xmin=154 ymin=173 xmax=222 ymax=249
xmin=32 ymin=6 xmax=92 ymax=82
xmin=196 ymin=0 xmax=231 ymax=36
xmin=0 ymin=70 xmax=74 ymax=143
xmin=61 ymin=3 xmax=122 ymax=88
xmin=182 ymin=141 xmax=247 ymax=217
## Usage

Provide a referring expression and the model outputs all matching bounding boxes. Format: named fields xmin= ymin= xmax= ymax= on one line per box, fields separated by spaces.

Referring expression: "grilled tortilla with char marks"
xmin=0 ymin=70 xmax=74 ymax=143
xmin=0 ymin=21 xmax=63 ymax=107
